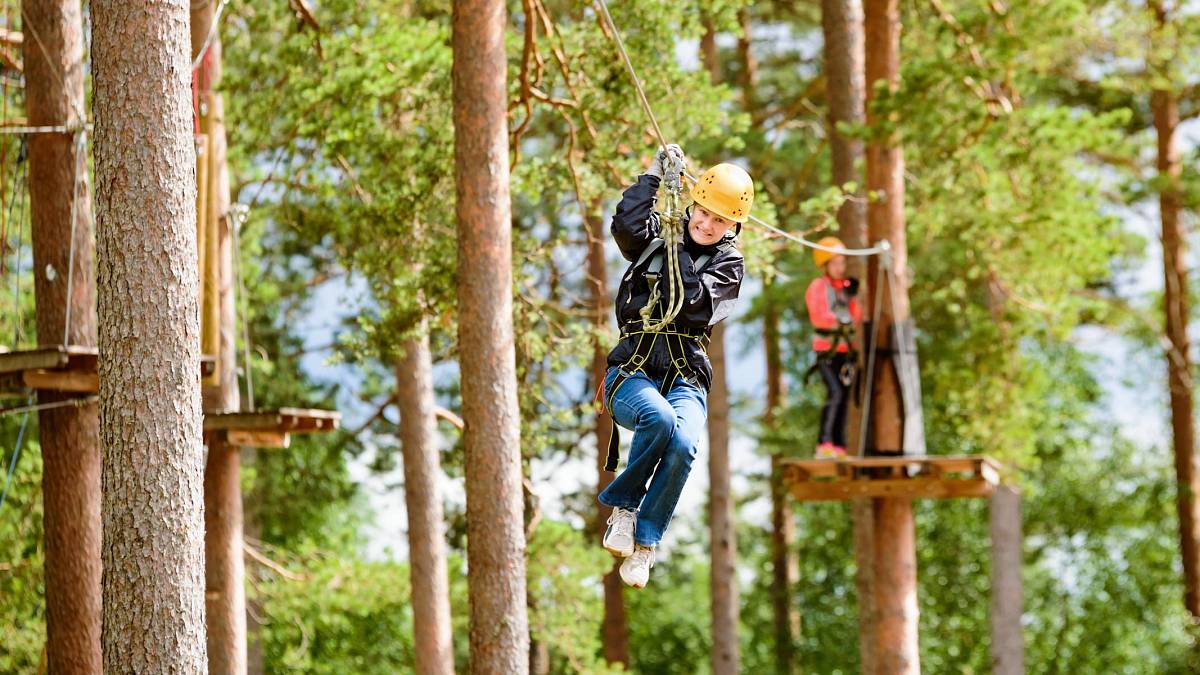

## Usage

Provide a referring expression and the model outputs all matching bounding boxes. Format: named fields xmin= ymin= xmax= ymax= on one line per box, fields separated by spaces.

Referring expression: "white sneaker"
xmin=620 ymin=545 xmax=655 ymax=588
xmin=603 ymin=507 xmax=637 ymax=557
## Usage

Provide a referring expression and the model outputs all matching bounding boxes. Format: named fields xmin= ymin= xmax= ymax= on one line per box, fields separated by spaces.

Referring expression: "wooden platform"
xmin=780 ymin=455 xmax=1001 ymax=502
xmin=0 ymin=346 xmax=217 ymax=394
xmin=204 ymin=408 xmax=341 ymax=448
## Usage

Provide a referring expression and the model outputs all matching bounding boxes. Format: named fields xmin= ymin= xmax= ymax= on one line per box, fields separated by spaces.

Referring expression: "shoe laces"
xmin=629 ymin=546 xmax=655 ymax=569
xmin=607 ymin=508 xmax=635 ymax=537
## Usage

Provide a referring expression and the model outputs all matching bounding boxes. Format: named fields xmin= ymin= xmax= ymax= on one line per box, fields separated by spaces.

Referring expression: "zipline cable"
xmin=591 ymin=0 xmax=885 ymax=259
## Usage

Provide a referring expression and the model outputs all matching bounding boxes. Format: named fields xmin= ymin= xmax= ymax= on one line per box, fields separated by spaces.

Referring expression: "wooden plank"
xmin=203 ymin=408 xmax=341 ymax=433
xmin=204 ymin=411 xmax=285 ymax=432
xmin=781 ymin=459 xmax=839 ymax=479
xmin=227 ymin=430 xmax=290 ymax=449
xmin=0 ymin=347 xmax=71 ymax=373
xmin=23 ymin=369 xmax=98 ymax=394
xmin=788 ymin=476 xmax=995 ymax=502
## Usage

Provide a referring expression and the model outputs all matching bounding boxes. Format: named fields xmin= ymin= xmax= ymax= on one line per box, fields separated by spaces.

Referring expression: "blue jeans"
xmin=598 ymin=366 xmax=707 ymax=547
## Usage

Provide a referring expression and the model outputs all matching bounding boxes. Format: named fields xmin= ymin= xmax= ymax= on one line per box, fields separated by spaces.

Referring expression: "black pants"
xmin=818 ymin=353 xmax=851 ymax=447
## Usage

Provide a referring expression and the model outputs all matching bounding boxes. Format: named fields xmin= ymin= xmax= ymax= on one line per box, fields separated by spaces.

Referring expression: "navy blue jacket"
xmin=606 ymin=174 xmax=745 ymax=391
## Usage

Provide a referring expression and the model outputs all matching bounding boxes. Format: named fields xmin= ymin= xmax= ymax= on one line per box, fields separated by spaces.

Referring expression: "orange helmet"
xmin=813 ymin=237 xmax=845 ymax=268
xmin=690 ymin=163 xmax=754 ymax=223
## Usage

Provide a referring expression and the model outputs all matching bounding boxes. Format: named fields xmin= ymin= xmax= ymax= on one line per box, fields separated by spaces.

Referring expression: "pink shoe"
xmin=815 ymin=442 xmax=838 ymax=459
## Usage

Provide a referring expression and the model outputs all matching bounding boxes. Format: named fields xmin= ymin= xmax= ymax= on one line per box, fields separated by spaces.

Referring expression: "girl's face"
xmin=689 ymin=205 xmax=734 ymax=246
xmin=826 ymin=255 xmax=847 ymax=279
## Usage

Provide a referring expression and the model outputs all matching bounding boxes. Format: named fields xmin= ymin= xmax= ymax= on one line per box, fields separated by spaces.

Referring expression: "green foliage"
xmin=0 ymin=427 xmax=43 ymax=674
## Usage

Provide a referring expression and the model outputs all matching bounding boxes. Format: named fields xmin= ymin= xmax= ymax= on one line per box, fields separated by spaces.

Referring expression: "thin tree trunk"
xmin=736 ymin=13 xmax=800 ymax=671
xmin=397 ymin=331 xmax=456 ymax=675
xmin=452 ymin=0 xmax=529 ymax=671
xmin=92 ymin=0 xmax=207 ymax=671
xmin=821 ymin=0 xmax=875 ymax=670
xmin=990 ymin=486 xmax=1025 ymax=675
xmin=708 ymin=323 xmax=740 ymax=675
xmin=587 ymin=204 xmax=630 ymax=667
xmin=864 ymin=0 xmax=919 ymax=672
xmin=1149 ymin=1 xmax=1199 ymax=619
xmin=766 ymin=283 xmax=799 ymax=675
xmin=1159 ymin=92 xmax=1200 ymax=613
xmin=23 ymin=0 xmax=102 ymax=671
xmin=699 ymin=22 xmax=741 ymax=675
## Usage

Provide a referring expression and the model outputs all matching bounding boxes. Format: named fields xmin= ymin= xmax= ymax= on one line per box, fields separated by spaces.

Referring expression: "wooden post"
xmin=990 ymin=485 xmax=1024 ymax=675
xmin=23 ymin=0 xmax=103 ymax=671
xmin=191 ymin=4 xmax=246 ymax=672
xmin=864 ymin=0 xmax=920 ymax=672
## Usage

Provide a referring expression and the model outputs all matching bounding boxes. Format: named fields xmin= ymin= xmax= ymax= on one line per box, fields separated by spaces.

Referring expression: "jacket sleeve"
xmin=611 ymin=174 xmax=662 ymax=262
xmin=806 ymin=278 xmax=838 ymax=329
xmin=675 ymin=247 xmax=745 ymax=328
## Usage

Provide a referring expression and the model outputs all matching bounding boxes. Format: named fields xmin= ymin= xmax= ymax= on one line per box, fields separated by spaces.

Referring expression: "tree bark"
xmin=1149 ymin=1 xmax=1199 ymax=619
xmin=864 ymin=0 xmax=919 ymax=672
xmin=707 ymin=323 xmax=740 ymax=675
xmin=699 ymin=21 xmax=741 ymax=675
xmin=989 ymin=486 xmax=1024 ymax=675
xmin=821 ymin=0 xmax=875 ymax=670
xmin=586 ymin=204 xmax=630 ymax=667
xmin=397 ymin=331 xmax=456 ymax=675
xmin=23 ymin=0 xmax=102 ymax=672
xmin=92 ymin=0 xmax=207 ymax=671
xmin=735 ymin=13 xmax=799 ymax=671
xmin=452 ymin=0 xmax=530 ymax=671
xmin=767 ymin=279 xmax=799 ymax=675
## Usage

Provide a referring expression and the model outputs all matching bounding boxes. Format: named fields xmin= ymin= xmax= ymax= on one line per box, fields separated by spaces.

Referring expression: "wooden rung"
xmin=782 ymin=459 xmax=839 ymax=479
xmin=0 ymin=346 xmax=75 ymax=373
xmin=788 ymin=476 xmax=996 ymax=502
xmin=926 ymin=457 xmax=980 ymax=474
xmin=23 ymin=369 xmax=98 ymax=394
xmin=204 ymin=408 xmax=341 ymax=434
xmin=227 ymin=430 xmax=290 ymax=449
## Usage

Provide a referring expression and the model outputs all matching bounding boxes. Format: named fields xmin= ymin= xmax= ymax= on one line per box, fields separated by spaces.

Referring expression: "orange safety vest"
xmin=805 ymin=275 xmax=861 ymax=353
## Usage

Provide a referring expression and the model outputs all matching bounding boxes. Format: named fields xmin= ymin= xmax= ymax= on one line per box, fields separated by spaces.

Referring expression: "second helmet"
xmin=813 ymin=236 xmax=845 ymax=268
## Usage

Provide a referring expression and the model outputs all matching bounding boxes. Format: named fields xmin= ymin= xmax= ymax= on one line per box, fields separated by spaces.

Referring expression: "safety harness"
xmin=601 ymin=237 xmax=715 ymax=472
xmin=805 ymin=279 xmax=858 ymax=387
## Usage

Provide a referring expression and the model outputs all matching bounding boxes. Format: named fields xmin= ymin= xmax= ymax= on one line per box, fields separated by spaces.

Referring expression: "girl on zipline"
xmin=805 ymin=237 xmax=861 ymax=458
xmin=598 ymin=144 xmax=751 ymax=588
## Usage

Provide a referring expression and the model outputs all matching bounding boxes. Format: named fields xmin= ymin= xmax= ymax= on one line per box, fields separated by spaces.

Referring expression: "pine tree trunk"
xmin=736 ymin=14 xmax=800 ymax=671
xmin=1153 ymin=83 xmax=1199 ymax=618
xmin=397 ymin=331 xmax=456 ymax=675
xmin=820 ymin=0 xmax=875 ymax=670
xmin=23 ymin=0 xmax=102 ymax=671
xmin=587 ymin=205 xmax=630 ymax=667
xmin=989 ymin=486 xmax=1025 ymax=675
xmin=452 ymin=0 xmax=529 ymax=671
xmin=864 ymin=0 xmax=919 ymax=672
xmin=699 ymin=22 xmax=741 ymax=675
xmin=766 ymin=285 xmax=799 ymax=675
xmin=707 ymin=323 xmax=740 ymax=675
xmin=92 ymin=0 xmax=207 ymax=671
